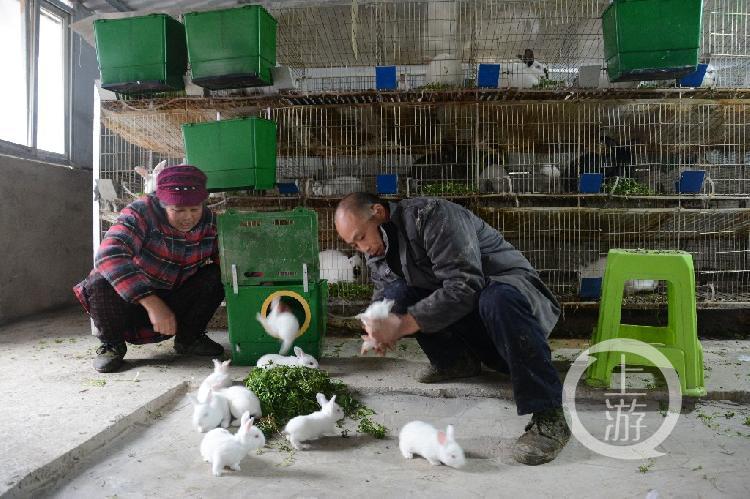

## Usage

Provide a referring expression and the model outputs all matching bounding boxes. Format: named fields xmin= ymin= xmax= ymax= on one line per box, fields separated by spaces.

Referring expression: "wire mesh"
xmin=268 ymin=100 xmax=750 ymax=197
xmin=270 ymin=0 xmax=750 ymax=92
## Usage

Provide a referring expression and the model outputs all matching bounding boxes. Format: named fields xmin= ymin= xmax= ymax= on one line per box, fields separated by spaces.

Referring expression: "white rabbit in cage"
xmin=319 ymin=250 xmax=363 ymax=283
xmin=478 ymin=164 xmax=512 ymax=194
xmin=308 ymin=176 xmax=365 ymax=197
xmin=499 ymin=50 xmax=548 ymax=89
xmin=134 ymin=160 xmax=167 ymax=194
xmin=538 ymin=164 xmax=561 ymax=193
xmin=700 ymin=63 xmax=717 ymax=88
xmin=425 ymin=54 xmax=465 ymax=86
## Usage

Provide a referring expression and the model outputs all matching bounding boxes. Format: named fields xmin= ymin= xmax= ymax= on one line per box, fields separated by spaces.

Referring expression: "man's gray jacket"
xmin=367 ymin=198 xmax=561 ymax=336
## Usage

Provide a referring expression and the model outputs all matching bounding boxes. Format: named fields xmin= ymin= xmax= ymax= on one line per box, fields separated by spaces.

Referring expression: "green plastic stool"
xmin=586 ymin=249 xmax=706 ymax=397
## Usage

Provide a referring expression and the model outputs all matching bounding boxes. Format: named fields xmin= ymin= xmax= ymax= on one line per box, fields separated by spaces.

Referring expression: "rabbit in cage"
xmin=425 ymin=53 xmax=465 ymax=86
xmin=498 ymin=50 xmax=549 ymax=89
xmin=562 ymin=136 xmax=635 ymax=193
xmin=538 ymin=164 xmax=561 ymax=193
xmin=134 ymin=160 xmax=167 ymax=194
xmin=319 ymin=249 xmax=363 ymax=283
xmin=478 ymin=163 xmax=512 ymax=194
xmin=308 ymin=176 xmax=365 ymax=197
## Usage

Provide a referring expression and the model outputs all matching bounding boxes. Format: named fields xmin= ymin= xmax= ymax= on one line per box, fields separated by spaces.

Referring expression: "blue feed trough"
xmin=277 ymin=182 xmax=299 ymax=195
xmin=375 ymin=66 xmax=397 ymax=91
xmin=675 ymin=170 xmax=706 ymax=194
xmin=678 ymin=63 xmax=708 ymax=87
xmin=477 ymin=64 xmax=501 ymax=88
xmin=376 ymin=174 xmax=398 ymax=194
xmin=579 ymin=173 xmax=604 ymax=193
xmin=579 ymin=277 xmax=603 ymax=299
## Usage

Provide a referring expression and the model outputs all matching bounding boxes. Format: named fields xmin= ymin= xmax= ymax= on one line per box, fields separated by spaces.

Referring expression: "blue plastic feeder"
xmin=477 ymin=64 xmax=501 ymax=88
xmin=375 ymin=66 xmax=397 ymax=90
xmin=579 ymin=173 xmax=604 ymax=193
xmin=277 ymin=182 xmax=299 ymax=195
xmin=675 ymin=170 xmax=706 ymax=193
xmin=678 ymin=63 xmax=708 ymax=87
xmin=579 ymin=277 xmax=603 ymax=299
xmin=376 ymin=174 xmax=398 ymax=194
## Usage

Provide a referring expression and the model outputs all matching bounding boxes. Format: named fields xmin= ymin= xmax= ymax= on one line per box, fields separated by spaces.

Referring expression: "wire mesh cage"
xmin=269 ymin=100 xmax=750 ymax=197
xmin=268 ymin=0 xmax=750 ymax=92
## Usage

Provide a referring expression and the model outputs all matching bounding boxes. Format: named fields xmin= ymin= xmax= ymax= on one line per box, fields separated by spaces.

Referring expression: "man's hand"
xmin=363 ymin=313 xmax=420 ymax=353
xmin=363 ymin=313 xmax=402 ymax=347
xmin=138 ymin=295 xmax=177 ymax=336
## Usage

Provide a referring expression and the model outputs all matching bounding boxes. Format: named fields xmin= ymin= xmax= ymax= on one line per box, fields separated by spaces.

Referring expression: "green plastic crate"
xmin=182 ymin=117 xmax=277 ymax=191
xmin=225 ymin=282 xmax=328 ymax=366
xmin=602 ymin=0 xmax=702 ymax=82
xmin=217 ymin=208 xmax=320 ymax=287
xmin=184 ymin=5 xmax=277 ymax=89
xmin=93 ymin=14 xmax=187 ymax=94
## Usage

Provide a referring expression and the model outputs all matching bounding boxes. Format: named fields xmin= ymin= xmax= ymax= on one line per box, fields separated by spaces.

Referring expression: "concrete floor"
xmin=2 ymin=308 xmax=750 ymax=498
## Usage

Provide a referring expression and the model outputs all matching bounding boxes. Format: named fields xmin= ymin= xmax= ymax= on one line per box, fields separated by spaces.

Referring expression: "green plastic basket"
xmin=184 ymin=5 xmax=277 ymax=89
xmin=182 ymin=117 xmax=277 ymax=191
xmin=93 ymin=14 xmax=187 ymax=94
xmin=602 ymin=0 xmax=702 ymax=82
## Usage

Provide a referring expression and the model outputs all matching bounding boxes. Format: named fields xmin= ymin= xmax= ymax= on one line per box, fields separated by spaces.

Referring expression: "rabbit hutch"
xmin=89 ymin=0 xmax=750 ymax=338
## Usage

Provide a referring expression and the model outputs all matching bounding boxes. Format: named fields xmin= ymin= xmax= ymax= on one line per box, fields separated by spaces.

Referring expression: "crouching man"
xmin=334 ymin=192 xmax=570 ymax=465
xmin=74 ymin=165 xmax=224 ymax=373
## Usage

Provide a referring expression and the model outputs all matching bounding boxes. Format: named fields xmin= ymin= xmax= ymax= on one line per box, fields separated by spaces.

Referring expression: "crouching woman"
xmin=74 ymin=165 xmax=225 ymax=373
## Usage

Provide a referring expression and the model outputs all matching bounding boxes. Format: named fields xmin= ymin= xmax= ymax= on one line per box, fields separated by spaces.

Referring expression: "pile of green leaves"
xmin=605 ymin=177 xmax=653 ymax=196
xmin=244 ymin=366 xmax=387 ymax=439
xmin=422 ymin=181 xmax=477 ymax=196
xmin=328 ymin=282 xmax=373 ymax=300
xmin=532 ymin=78 xmax=563 ymax=90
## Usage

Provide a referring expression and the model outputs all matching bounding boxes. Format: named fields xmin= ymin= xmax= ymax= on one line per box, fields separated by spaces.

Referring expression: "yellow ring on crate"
xmin=260 ymin=290 xmax=312 ymax=338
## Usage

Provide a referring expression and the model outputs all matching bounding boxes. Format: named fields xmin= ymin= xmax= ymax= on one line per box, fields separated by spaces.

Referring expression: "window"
xmin=37 ymin=7 xmax=67 ymax=154
xmin=0 ymin=0 xmax=27 ymax=146
xmin=0 ymin=1 xmax=71 ymax=157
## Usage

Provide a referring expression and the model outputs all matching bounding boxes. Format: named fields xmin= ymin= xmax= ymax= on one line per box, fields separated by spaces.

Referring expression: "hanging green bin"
xmin=182 ymin=117 xmax=277 ymax=191
xmin=93 ymin=14 xmax=187 ymax=94
xmin=602 ymin=0 xmax=702 ymax=82
xmin=217 ymin=208 xmax=320 ymax=287
xmin=183 ymin=5 xmax=277 ymax=89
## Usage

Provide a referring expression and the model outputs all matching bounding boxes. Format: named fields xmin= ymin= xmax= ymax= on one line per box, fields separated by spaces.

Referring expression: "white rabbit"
xmin=539 ymin=164 xmax=561 ymax=193
xmin=284 ymin=393 xmax=344 ymax=450
xmin=399 ymin=421 xmax=466 ymax=469
xmin=319 ymin=249 xmax=362 ymax=283
xmin=700 ymin=63 xmax=716 ymax=88
xmin=256 ymin=346 xmax=319 ymax=369
xmin=217 ymin=385 xmax=262 ymax=425
xmin=310 ymin=176 xmax=365 ymax=197
xmin=256 ymin=296 xmax=299 ymax=355
xmin=499 ymin=52 xmax=548 ymax=89
xmin=355 ymin=299 xmax=394 ymax=355
xmin=197 ymin=359 xmax=233 ymax=401
xmin=189 ymin=388 xmax=231 ymax=433
xmin=478 ymin=164 xmax=512 ymax=194
xmin=425 ymin=53 xmax=464 ymax=86
xmin=134 ymin=159 xmax=167 ymax=194
xmin=200 ymin=411 xmax=266 ymax=477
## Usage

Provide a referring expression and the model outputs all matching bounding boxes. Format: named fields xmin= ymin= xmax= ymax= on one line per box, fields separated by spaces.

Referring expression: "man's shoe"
xmin=93 ymin=343 xmax=127 ymax=373
xmin=415 ymin=351 xmax=481 ymax=384
xmin=174 ymin=333 xmax=224 ymax=356
xmin=512 ymin=407 xmax=571 ymax=465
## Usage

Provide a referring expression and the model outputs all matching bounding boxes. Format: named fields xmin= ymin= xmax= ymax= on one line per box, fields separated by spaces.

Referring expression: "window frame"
xmin=0 ymin=0 xmax=73 ymax=164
